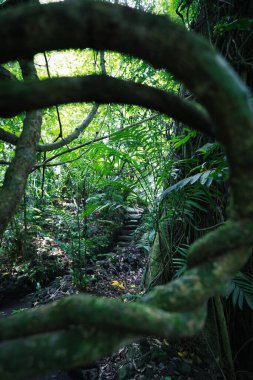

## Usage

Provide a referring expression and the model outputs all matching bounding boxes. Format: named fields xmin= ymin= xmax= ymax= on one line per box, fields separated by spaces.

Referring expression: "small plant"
xmin=11 ymin=308 xmax=28 ymax=315
xmin=70 ymin=269 xmax=93 ymax=289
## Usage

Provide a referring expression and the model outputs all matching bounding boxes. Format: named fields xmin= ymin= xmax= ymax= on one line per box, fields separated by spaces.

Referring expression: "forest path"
xmin=113 ymin=207 xmax=143 ymax=250
xmin=0 ymin=206 xmax=144 ymax=316
xmin=0 ymin=206 xmax=148 ymax=379
xmin=0 ymin=206 xmax=218 ymax=380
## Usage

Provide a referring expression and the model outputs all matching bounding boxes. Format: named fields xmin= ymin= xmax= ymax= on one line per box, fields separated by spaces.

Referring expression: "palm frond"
xmin=226 ymin=272 xmax=253 ymax=310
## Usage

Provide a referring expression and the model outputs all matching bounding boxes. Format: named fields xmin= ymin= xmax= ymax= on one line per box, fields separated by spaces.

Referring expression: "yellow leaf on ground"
xmin=178 ymin=351 xmax=188 ymax=358
xmin=111 ymin=280 xmax=125 ymax=290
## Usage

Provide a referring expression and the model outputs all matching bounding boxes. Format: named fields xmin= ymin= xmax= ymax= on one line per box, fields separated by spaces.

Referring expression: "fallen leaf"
xmin=111 ymin=280 xmax=125 ymax=290
xmin=178 ymin=351 xmax=188 ymax=358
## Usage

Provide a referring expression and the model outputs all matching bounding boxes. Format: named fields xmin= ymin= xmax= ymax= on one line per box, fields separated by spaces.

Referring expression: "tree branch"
xmin=0 ymin=65 xmax=18 ymax=81
xmin=38 ymin=104 xmax=98 ymax=152
xmin=0 ymin=127 xmax=18 ymax=145
xmin=0 ymin=50 xmax=104 ymax=151
xmin=1 ymin=1 xmax=252 ymax=205
xmin=0 ymin=60 xmax=42 ymax=235
xmin=0 ymin=294 xmax=205 ymax=342
xmin=0 ymin=75 xmax=214 ymax=136
xmin=0 ymin=297 xmax=206 ymax=380
xmin=0 ymin=105 xmax=98 ymax=151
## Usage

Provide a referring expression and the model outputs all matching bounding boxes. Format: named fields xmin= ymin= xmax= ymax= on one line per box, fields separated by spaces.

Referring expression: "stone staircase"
xmin=114 ymin=207 xmax=143 ymax=250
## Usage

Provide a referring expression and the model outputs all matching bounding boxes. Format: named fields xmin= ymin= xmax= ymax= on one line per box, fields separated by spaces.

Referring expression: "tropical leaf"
xmin=173 ymin=244 xmax=189 ymax=278
xmin=226 ymin=272 xmax=253 ymax=310
xmin=159 ymin=170 xmax=215 ymax=200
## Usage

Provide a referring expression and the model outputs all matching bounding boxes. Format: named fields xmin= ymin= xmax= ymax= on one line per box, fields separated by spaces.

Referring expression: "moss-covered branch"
xmin=0 ymin=294 xmax=206 ymax=379
xmin=143 ymin=247 xmax=251 ymax=311
xmin=187 ymin=219 xmax=253 ymax=267
xmin=0 ymin=328 xmax=129 ymax=380
xmin=0 ymin=60 xmax=42 ymax=235
xmin=0 ymin=244 xmax=250 ymax=378
xmin=0 ymin=75 xmax=214 ymax=136
xmin=0 ymin=294 xmax=206 ymax=342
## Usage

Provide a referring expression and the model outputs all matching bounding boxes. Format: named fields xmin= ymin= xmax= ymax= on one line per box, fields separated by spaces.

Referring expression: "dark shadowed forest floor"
xmin=0 ymin=232 xmax=221 ymax=380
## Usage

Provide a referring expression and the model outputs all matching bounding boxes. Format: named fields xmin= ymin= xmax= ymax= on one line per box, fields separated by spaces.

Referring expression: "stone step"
xmin=121 ymin=229 xmax=134 ymax=236
xmin=117 ymin=241 xmax=129 ymax=247
xmin=118 ymin=235 xmax=133 ymax=242
xmin=110 ymin=209 xmax=143 ymax=251
xmin=122 ymin=224 xmax=137 ymax=235
xmin=123 ymin=225 xmax=138 ymax=230
xmin=126 ymin=207 xmax=143 ymax=213
xmin=126 ymin=219 xmax=139 ymax=224
xmin=126 ymin=214 xmax=141 ymax=220
xmin=123 ymin=224 xmax=136 ymax=228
